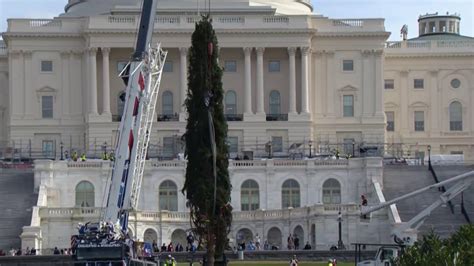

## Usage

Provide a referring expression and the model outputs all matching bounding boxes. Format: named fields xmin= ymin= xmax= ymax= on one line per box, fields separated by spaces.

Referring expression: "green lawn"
xmin=177 ymin=262 xmax=354 ymax=266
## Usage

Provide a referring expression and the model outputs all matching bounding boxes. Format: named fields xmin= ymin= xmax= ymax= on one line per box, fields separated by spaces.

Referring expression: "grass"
xmin=177 ymin=262 xmax=354 ymax=266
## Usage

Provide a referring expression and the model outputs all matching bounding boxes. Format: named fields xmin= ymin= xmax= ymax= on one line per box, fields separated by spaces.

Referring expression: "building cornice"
xmin=314 ymin=32 xmax=390 ymax=38
xmin=385 ymin=52 xmax=474 ymax=58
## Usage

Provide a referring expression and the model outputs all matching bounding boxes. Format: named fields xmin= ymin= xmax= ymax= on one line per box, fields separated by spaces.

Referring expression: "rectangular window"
xmin=414 ymin=111 xmax=424 ymax=131
xmin=41 ymin=60 xmax=53 ymax=72
xmin=414 ymin=79 xmax=424 ymax=89
xmin=384 ymin=79 xmax=394 ymax=89
xmin=117 ymin=61 xmax=127 ymax=74
xmin=227 ymin=137 xmax=238 ymax=153
xmin=450 ymin=151 xmax=463 ymax=155
xmin=42 ymin=95 xmax=53 ymax=118
xmin=386 ymin=111 xmax=394 ymax=131
xmin=268 ymin=60 xmax=280 ymax=72
xmin=343 ymin=60 xmax=354 ymax=71
xmin=162 ymin=137 xmax=175 ymax=158
xmin=224 ymin=60 xmax=237 ymax=72
xmin=343 ymin=95 xmax=354 ymax=117
xmin=163 ymin=61 xmax=173 ymax=72
xmin=272 ymin=136 xmax=283 ymax=153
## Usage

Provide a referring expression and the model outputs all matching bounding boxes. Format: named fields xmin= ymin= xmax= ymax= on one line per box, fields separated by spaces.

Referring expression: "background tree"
xmin=182 ymin=16 xmax=232 ymax=265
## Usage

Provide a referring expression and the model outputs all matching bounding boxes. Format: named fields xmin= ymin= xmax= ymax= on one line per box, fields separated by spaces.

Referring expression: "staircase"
xmin=0 ymin=168 xmax=37 ymax=250
xmin=383 ymin=165 xmax=469 ymax=239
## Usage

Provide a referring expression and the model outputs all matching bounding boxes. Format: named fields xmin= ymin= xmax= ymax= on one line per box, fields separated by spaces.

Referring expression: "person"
xmin=328 ymin=259 xmax=334 ymax=266
xmin=294 ymin=235 xmax=300 ymax=250
xmin=361 ymin=195 xmax=368 ymax=219
xmin=64 ymin=150 xmax=69 ymax=160
xmin=0 ymin=249 xmax=5 ymax=256
xmin=72 ymin=151 xmax=78 ymax=162
xmin=167 ymin=242 xmax=174 ymax=252
xmin=9 ymin=247 xmax=15 ymax=256
xmin=25 ymin=247 xmax=30 ymax=255
xmin=287 ymin=234 xmax=294 ymax=250
xmin=53 ymin=247 xmax=60 ymax=255
xmin=152 ymin=240 xmax=159 ymax=253
xmin=161 ymin=243 xmax=167 ymax=252
xmin=289 ymin=254 xmax=298 ymax=266
xmin=303 ymin=241 xmax=312 ymax=250
xmin=263 ymin=240 xmax=269 ymax=250
xmin=255 ymin=233 xmax=261 ymax=250
xmin=186 ymin=232 xmax=194 ymax=251
xmin=80 ymin=153 xmax=86 ymax=162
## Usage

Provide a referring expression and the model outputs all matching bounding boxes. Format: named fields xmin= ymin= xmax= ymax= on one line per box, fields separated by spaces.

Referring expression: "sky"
xmin=0 ymin=0 xmax=472 ymax=41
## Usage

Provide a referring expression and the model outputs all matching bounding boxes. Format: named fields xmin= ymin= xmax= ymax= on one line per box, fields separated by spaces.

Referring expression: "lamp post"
xmin=60 ymin=141 xmax=64 ymax=160
xmin=352 ymin=140 xmax=355 ymax=157
xmin=337 ymin=211 xmax=345 ymax=250
xmin=309 ymin=140 xmax=313 ymax=158
xmin=427 ymin=145 xmax=431 ymax=169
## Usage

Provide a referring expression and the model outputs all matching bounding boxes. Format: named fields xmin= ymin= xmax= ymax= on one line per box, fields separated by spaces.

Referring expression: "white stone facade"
xmin=24 ymin=158 xmax=390 ymax=251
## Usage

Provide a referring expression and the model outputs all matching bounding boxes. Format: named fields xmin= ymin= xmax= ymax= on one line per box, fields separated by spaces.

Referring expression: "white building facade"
xmin=0 ymin=0 xmax=471 ymax=252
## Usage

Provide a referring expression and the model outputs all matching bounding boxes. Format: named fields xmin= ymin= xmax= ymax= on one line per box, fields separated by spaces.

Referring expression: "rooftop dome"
xmin=63 ymin=0 xmax=313 ymax=17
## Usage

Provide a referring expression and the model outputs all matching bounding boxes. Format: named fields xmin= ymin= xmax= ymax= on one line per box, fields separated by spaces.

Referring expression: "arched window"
xmin=225 ymin=90 xmax=237 ymax=115
xmin=267 ymin=227 xmax=282 ymax=248
xmin=236 ymin=228 xmax=253 ymax=245
xmin=282 ymin=179 xmax=300 ymax=208
xmin=143 ymin=228 xmax=158 ymax=243
xmin=322 ymin=178 xmax=341 ymax=204
xmin=162 ymin=91 xmax=173 ymax=115
xmin=241 ymin=180 xmax=259 ymax=211
xmin=449 ymin=101 xmax=462 ymax=131
xmin=171 ymin=229 xmax=187 ymax=246
xmin=159 ymin=180 xmax=177 ymax=211
xmin=75 ymin=181 xmax=95 ymax=207
xmin=269 ymin=90 xmax=281 ymax=115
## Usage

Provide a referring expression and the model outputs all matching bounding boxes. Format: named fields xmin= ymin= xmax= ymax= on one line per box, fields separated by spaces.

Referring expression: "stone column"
xmin=88 ymin=47 xmax=98 ymax=115
xmin=362 ymin=50 xmax=371 ymax=116
xmin=256 ymin=47 xmax=265 ymax=116
xmin=60 ymin=51 xmax=70 ymax=117
xmin=244 ymin=47 xmax=253 ymax=116
xmin=300 ymin=47 xmax=310 ymax=114
xmin=429 ymin=70 xmax=439 ymax=133
xmin=101 ymin=47 xmax=111 ymax=115
xmin=374 ymin=50 xmax=384 ymax=117
xmin=23 ymin=51 xmax=33 ymax=118
xmin=400 ymin=71 xmax=409 ymax=133
xmin=179 ymin=47 xmax=188 ymax=118
xmin=288 ymin=47 xmax=297 ymax=114
xmin=326 ymin=51 xmax=335 ymax=116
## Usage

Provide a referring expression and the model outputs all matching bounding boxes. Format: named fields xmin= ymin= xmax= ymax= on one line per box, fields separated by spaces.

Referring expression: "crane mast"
xmin=104 ymin=0 xmax=166 ymax=231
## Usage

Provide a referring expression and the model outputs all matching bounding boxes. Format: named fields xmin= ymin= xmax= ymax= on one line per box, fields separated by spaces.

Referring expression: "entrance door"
xmin=42 ymin=140 xmax=55 ymax=159
xmin=311 ymin=224 xmax=315 ymax=249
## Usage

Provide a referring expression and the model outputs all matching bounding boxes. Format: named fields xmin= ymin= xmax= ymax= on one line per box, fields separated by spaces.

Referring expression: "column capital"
xmin=373 ymin=49 xmax=384 ymax=57
xmin=243 ymin=47 xmax=253 ymax=55
xmin=300 ymin=47 xmax=311 ymax=55
xmin=101 ymin=47 xmax=111 ymax=55
xmin=324 ymin=50 xmax=335 ymax=56
xmin=429 ymin=69 xmax=438 ymax=76
xmin=23 ymin=50 xmax=33 ymax=58
xmin=287 ymin=47 xmax=297 ymax=56
xmin=362 ymin=49 xmax=372 ymax=57
xmin=179 ymin=47 xmax=188 ymax=55
xmin=400 ymin=70 xmax=409 ymax=76
xmin=256 ymin=47 xmax=265 ymax=55
xmin=88 ymin=47 xmax=98 ymax=54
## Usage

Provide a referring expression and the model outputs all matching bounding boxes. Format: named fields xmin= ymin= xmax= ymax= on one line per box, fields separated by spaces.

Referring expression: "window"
xmin=117 ymin=61 xmax=127 ymax=74
xmin=272 ymin=136 xmax=283 ymax=153
xmin=451 ymin=151 xmax=463 ymax=155
xmin=342 ymin=60 xmax=353 ymax=71
xmin=282 ymin=179 xmax=300 ymax=208
xmin=225 ymin=90 xmax=237 ymax=115
xmin=343 ymin=95 xmax=354 ymax=117
xmin=42 ymin=140 xmax=54 ymax=158
xmin=224 ymin=60 xmax=237 ymax=72
xmin=227 ymin=136 xmax=238 ymax=153
xmin=41 ymin=60 xmax=53 ymax=72
xmin=384 ymin=79 xmax=394 ymax=89
xmin=414 ymin=111 xmax=424 ymax=132
xmin=75 ymin=181 xmax=95 ymax=207
xmin=451 ymin=79 xmax=461 ymax=89
xmin=269 ymin=90 xmax=281 ymax=115
xmin=241 ymin=180 xmax=259 ymax=211
xmin=159 ymin=180 xmax=177 ymax=211
xmin=322 ymin=178 xmax=341 ymax=204
xmin=386 ymin=111 xmax=394 ymax=131
xmin=163 ymin=137 xmax=175 ymax=158
xmin=268 ymin=60 xmax=280 ymax=72
xmin=42 ymin=95 xmax=53 ymax=118
xmin=163 ymin=61 xmax=173 ymax=72
xmin=162 ymin=91 xmax=173 ymax=115
xmin=414 ymin=79 xmax=424 ymax=89
xmin=449 ymin=101 xmax=462 ymax=131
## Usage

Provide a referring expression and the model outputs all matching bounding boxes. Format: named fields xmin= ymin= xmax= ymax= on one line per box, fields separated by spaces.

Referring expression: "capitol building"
xmin=0 ymin=0 xmax=472 ymax=252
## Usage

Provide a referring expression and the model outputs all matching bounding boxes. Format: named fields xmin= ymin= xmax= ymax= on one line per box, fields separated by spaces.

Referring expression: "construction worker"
xmin=328 ymin=259 xmax=334 ymax=266
xmin=80 ymin=153 xmax=86 ymax=162
xmin=102 ymin=152 xmax=108 ymax=160
xmin=72 ymin=151 xmax=78 ymax=162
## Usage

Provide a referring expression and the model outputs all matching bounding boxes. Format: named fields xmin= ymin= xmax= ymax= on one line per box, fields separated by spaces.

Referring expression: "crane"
xmin=73 ymin=0 xmax=167 ymax=262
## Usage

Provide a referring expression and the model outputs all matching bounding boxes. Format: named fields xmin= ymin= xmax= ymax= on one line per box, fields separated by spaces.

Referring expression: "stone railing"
xmin=316 ymin=18 xmax=385 ymax=32
xmin=7 ymin=18 xmax=82 ymax=33
xmin=385 ymin=40 xmax=474 ymax=53
xmin=39 ymin=204 xmax=361 ymax=222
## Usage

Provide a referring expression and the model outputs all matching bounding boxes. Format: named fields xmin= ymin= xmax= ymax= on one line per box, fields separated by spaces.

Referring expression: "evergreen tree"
xmin=182 ymin=16 xmax=232 ymax=265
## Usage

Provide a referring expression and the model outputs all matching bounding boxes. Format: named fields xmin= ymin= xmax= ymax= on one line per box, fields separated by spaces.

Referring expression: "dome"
xmin=62 ymin=0 xmax=313 ymax=17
